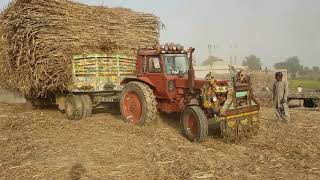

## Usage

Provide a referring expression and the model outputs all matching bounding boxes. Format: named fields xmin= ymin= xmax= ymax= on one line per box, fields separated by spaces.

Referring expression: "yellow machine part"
xmin=203 ymin=100 xmax=214 ymax=109
xmin=221 ymin=112 xmax=260 ymax=143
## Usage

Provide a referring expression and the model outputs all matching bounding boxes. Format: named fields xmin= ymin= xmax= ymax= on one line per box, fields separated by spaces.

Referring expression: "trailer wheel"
xmin=315 ymin=100 xmax=320 ymax=111
xmin=80 ymin=95 xmax=92 ymax=118
xmin=181 ymin=106 xmax=208 ymax=142
xmin=120 ymin=81 xmax=157 ymax=126
xmin=304 ymin=99 xmax=318 ymax=108
xmin=65 ymin=95 xmax=83 ymax=120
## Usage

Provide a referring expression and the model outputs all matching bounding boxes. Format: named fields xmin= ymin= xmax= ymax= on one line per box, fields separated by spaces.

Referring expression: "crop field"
xmin=0 ymin=92 xmax=319 ymax=179
xmin=289 ymin=79 xmax=320 ymax=90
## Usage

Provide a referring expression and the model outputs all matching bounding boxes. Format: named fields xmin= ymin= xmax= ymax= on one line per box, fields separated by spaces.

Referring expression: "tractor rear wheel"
xmin=65 ymin=95 xmax=83 ymax=120
xmin=181 ymin=106 xmax=208 ymax=142
xmin=120 ymin=82 xmax=157 ymax=126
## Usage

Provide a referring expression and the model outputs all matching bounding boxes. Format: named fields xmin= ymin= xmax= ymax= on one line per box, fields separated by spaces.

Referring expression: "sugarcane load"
xmin=0 ymin=0 xmax=160 ymax=97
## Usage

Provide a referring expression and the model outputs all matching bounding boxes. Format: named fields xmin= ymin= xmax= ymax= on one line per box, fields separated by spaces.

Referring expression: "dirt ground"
xmin=0 ymin=89 xmax=25 ymax=104
xmin=0 ymin=98 xmax=319 ymax=179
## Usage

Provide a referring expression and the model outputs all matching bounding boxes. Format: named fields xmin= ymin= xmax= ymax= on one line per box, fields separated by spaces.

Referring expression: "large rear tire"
xmin=65 ymin=95 xmax=83 ymax=121
xmin=120 ymin=82 xmax=157 ymax=126
xmin=181 ymin=106 xmax=208 ymax=142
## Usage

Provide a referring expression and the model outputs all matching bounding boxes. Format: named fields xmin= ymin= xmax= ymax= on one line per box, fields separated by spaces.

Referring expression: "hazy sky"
xmin=1 ymin=0 xmax=320 ymax=67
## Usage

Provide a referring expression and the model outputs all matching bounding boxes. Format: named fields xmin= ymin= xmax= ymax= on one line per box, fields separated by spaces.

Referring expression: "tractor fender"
xmin=121 ymin=77 xmax=155 ymax=89
xmin=188 ymin=98 xmax=200 ymax=106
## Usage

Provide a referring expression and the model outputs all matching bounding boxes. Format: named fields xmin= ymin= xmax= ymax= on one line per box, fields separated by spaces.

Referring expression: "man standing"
xmin=297 ymin=85 xmax=303 ymax=93
xmin=272 ymin=72 xmax=290 ymax=122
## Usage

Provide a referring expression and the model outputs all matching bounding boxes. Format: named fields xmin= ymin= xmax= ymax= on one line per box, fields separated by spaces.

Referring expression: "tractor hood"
xmin=172 ymin=76 xmax=206 ymax=90
xmin=172 ymin=75 xmax=229 ymax=90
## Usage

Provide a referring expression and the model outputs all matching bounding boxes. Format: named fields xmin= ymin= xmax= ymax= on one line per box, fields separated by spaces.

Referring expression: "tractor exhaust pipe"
xmin=188 ymin=48 xmax=195 ymax=94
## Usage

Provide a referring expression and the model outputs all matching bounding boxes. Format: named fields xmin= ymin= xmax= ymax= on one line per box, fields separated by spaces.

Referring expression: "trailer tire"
xmin=315 ymin=100 xmax=320 ymax=111
xmin=80 ymin=95 xmax=92 ymax=118
xmin=181 ymin=106 xmax=208 ymax=142
xmin=120 ymin=81 xmax=157 ymax=126
xmin=65 ymin=95 xmax=83 ymax=120
xmin=304 ymin=99 xmax=316 ymax=108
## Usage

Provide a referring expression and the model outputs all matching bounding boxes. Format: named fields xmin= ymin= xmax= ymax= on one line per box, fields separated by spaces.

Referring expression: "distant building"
xmin=194 ymin=60 xmax=248 ymax=79
xmin=273 ymin=69 xmax=288 ymax=80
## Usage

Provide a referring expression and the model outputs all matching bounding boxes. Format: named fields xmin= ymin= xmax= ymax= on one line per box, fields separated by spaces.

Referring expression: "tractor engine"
xmin=198 ymin=70 xmax=260 ymax=142
xmin=200 ymin=72 xmax=229 ymax=118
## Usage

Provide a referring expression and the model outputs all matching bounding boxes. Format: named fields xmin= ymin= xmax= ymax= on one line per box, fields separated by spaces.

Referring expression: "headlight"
xmin=164 ymin=43 xmax=169 ymax=51
xmin=212 ymin=96 xmax=218 ymax=102
xmin=168 ymin=43 xmax=174 ymax=51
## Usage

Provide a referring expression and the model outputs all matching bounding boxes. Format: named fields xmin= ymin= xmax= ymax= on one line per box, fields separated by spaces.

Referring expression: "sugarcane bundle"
xmin=0 ymin=0 xmax=160 ymax=97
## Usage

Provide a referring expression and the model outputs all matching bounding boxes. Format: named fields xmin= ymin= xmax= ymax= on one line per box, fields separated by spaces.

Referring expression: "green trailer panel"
xmin=69 ymin=54 xmax=136 ymax=92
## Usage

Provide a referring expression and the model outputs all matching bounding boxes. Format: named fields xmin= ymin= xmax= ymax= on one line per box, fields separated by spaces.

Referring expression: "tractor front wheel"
xmin=181 ymin=106 xmax=208 ymax=142
xmin=120 ymin=82 xmax=157 ymax=126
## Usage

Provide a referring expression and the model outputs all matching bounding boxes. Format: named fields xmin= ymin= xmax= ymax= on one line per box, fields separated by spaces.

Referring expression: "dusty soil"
xmin=0 ymin=101 xmax=319 ymax=179
xmin=0 ymin=89 xmax=25 ymax=104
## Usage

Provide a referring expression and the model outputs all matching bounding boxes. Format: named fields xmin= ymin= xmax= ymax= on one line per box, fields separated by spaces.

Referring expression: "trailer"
xmin=288 ymin=90 xmax=320 ymax=109
xmin=53 ymin=54 xmax=136 ymax=120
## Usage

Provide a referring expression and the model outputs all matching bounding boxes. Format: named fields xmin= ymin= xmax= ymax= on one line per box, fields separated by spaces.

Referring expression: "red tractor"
xmin=120 ymin=43 xmax=260 ymax=142
xmin=46 ymin=43 xmax=259 ymax=142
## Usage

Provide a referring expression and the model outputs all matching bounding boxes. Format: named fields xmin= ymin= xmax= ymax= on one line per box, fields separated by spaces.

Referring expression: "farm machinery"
xmin=49 ymin=43 xmax=260 ymax=142
xmin=288 ymin=90 xmax=320 ymax=110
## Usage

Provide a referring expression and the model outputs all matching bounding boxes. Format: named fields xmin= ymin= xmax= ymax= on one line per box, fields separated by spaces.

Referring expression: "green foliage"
xmin=274 ymin=56 xmax=302 ymax=78
xmin=312 ymin=66 xmax=319 ymax=72
xmin=275 ymin=57 xmax=320 ymax=80
xmin=289 ymin=79 xmax=320 ymax=90
xmin=297 ymin=65 xmax=320 ymax=80
xmin=201 ymin=56 xmax=223 ymax=66
xmin=242 ymin=55 xmax=262 ymax=70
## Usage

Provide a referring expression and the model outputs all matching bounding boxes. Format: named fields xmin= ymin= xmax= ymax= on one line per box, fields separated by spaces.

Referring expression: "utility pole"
xmin=229 ymin=43 xmax=238 ymax=65
xmin=234 ymin=44 xmax=238 ymax=65
xmin=208 ymin=44 xmax=212 ymax=57
xmin=208 ymin=43 xmax=217 ymax=57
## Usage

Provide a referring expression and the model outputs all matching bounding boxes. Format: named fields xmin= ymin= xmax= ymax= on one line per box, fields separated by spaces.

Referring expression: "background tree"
xmin=274 ymin=56 xmax=302 ymax=78
xmin=298 ymin=65 xmax=305 ymax=75
xmin=312 ymin=66 xmax=319 ymax=72
xmin=298 ymin=66 xmax=307 ymax=76
xmin=242 ymin=55 xmax=262 ymax=70
xmin=201 ymin=56 xmax=223 ymax=66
